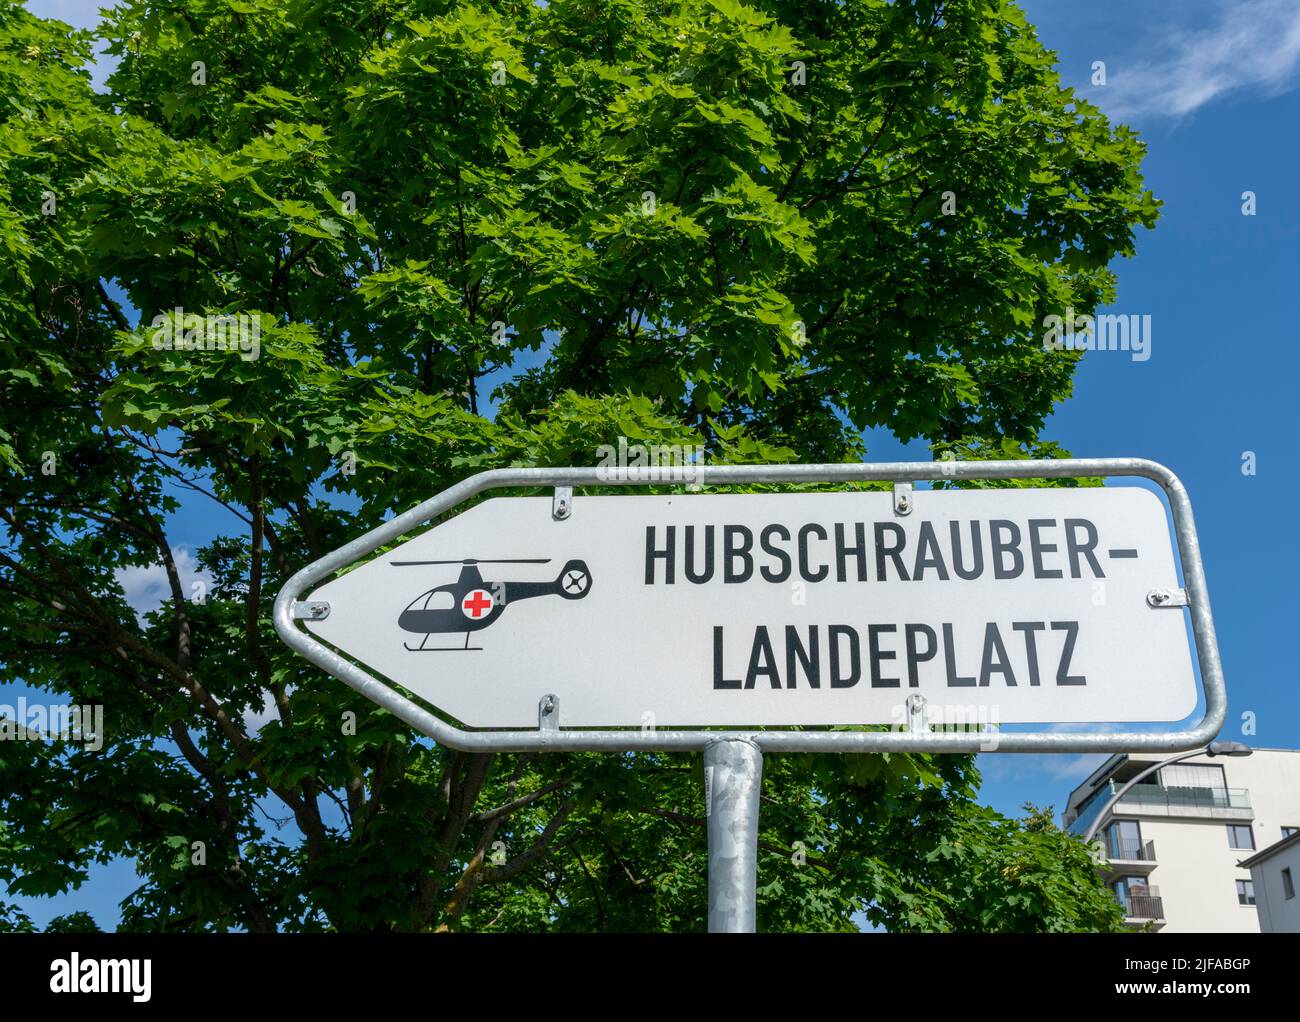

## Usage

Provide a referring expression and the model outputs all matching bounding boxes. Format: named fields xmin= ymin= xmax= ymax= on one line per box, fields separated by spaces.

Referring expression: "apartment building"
xmin=1240 ymin=831 xmax=1300 ymax=932
xmin=1062 ymin=748 xmax=1300 ymax=932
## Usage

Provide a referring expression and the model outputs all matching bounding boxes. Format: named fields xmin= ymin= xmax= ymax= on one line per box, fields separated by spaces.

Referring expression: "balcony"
xmin=1119 ymin=894 xmax=1165 ymax=929
xmin=1071 ymin=782 xmax=1253 ymax=833
xmin=1121 ymin=783 xmax=1252 ymax=820
xmin=1099 ymin=839 xmax=1157 ymax=880
xmin=1109 ymin=839 xmax=1156 ymax=862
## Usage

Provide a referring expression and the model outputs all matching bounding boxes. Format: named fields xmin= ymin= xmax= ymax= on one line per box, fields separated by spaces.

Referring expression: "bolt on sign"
xmin=276 ymin=459 xmax=1225 ymax=753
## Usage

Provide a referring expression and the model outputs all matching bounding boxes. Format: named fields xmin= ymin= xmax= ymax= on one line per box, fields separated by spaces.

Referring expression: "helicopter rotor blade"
xmin=390 ymin=558 xmax=552 ymax=566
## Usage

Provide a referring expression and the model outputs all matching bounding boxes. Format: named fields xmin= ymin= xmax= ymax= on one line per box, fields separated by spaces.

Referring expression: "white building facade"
xmin=1239 ymin=831 xmax=1300 ymax=932
xmin=1063 ymin=748 xmax=1300 ymax=932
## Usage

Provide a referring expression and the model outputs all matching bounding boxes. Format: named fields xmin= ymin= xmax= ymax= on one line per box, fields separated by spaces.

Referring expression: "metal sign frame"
xmin=273 ymin=457 xmax=1225 ymax=756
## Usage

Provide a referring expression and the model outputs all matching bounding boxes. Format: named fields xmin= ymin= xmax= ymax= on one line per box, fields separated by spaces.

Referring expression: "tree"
xmin=0 ymin=0 xmax=1151 ymax=931
xmin=1021 ymin=801 xmax=1061 ymax=833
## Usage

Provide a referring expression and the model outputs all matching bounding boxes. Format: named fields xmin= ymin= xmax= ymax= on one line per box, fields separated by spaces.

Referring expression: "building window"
xmin=1284 ymin=868 xmax=1295 ymax=901
xmin=1105 ymin=820 xmax=1143 ymax=859
xmin=1236 ymin=879 xmax=1256 ymax=906
xmin=1158 ymin=762 xmax=1227 ymax=797
xmin=1227 ymin=824 xmax=1255 ymax=850
xmin=1283 ymin=827 xmax=1298 ymax=839
xmin=1113 ymin=876 xmax=1152 ymax=915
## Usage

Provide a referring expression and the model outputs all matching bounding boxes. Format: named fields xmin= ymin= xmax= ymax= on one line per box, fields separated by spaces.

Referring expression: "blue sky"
xmin=10 ymin=0 xmax=1300 ymax=928
xmin=960 ymin=0 xmax=1299 ymax=814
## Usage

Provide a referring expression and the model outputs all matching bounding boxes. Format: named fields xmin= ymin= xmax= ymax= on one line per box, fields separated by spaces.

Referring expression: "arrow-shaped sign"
xmin=299 ymin=486 xmax=1197 ymax=729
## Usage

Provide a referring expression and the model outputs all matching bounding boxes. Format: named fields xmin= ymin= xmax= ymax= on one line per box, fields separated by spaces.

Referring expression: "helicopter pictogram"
xmin=393 ymin=557 xmax=592 ymax=651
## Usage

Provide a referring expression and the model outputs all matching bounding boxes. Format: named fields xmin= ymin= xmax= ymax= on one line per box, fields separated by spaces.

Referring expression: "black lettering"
xmin=646 ymin=526 xmax=675 ymax=584
xmin=1065 ymin=519 xmax=1105 ymax=579
xmin=905 ymin=624 xmax=937 ymax=688
xmin=834 ymin=522 xmax=868 ymax=582
xmin=760 ymin=525 xmax=792 ymax=583
xmin=990 ymin=520 xmax=1024 ymax=579
xmin=829 ymin=625 xmax=861 ymax=688
xmin=785 ymin=625 xmax=820 ymax=689
xmin=868 ymin=624 xmax=900 ymax=688
xmin=724 ymin=525 xmax=753 ymax=583
xmin=713 ymin=626 xmax=740 ymax=688
xmin=943 ymin=623 xmax=975 ymax=687
xmin=1012 ymin=622 xmax=1046 ymax=686
xmin=1029 ymin=519 xmax=1063 ymax=579
xmin=978 ymin=623 xmax=1017 ymax=687
xmin=745 ymin=626 xmax=780 ymax=689
xmin=1051 ymin=621 xmax=1086 ymax=685
xmin=685 ymin=525 xmax=715 ymax=584
xmin=950 ymin=521 xmax=984 ymax=580
xmin=798 ymin=524 xmax=829 ymax=582
xmin=874 ymin=522 xmax=910 ymax=582
xmin=912 ymin=521 xmax=950 ymax=580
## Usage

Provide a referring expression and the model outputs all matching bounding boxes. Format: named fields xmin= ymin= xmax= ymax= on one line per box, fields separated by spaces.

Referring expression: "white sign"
xmin=303 ymin=487 xmax=1197 ymax=728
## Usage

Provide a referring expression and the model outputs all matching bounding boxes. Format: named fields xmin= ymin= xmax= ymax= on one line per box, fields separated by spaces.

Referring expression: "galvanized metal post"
xmin=705 ymin=737 xmax=763 ymax=933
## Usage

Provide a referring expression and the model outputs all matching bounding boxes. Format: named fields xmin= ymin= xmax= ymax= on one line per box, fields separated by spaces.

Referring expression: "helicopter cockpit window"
xmin=415 ymin=591 xmax=455 ymax=610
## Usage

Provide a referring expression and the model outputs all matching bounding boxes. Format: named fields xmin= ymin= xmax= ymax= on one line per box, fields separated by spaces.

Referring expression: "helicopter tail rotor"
xmin=555 ymin=559 xmax=592 ymax=599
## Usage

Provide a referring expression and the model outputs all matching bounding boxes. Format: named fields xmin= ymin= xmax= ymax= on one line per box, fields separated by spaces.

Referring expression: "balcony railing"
xmin=1120 ymin=894 xmax=1164 ymax=921
xmin=1106 ymin=839 xmax=1156 ymax=862
xmin=1071 ymin=782 xmax=1252 ymax=834
xmin=1123 ymin=784 xmax=1251 ymax=811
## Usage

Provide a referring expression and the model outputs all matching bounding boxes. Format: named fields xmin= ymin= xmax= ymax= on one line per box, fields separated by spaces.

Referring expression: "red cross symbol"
xmin=461 ymin=589 xmax=493 ymax=620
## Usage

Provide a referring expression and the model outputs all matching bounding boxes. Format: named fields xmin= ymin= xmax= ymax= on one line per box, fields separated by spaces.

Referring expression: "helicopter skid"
xmin=404 ymin=632 xmax=481 ymax=652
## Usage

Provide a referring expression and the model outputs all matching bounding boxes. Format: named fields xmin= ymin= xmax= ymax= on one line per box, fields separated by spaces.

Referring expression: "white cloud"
xmin=1096 ymin=0 xmax=1300 ymax=120
xmin=117 ymin=552 xmax=283 ymax=731
xmin=978 ymin=721 xmax=1118 ymax=794
xmin=115 ymin=550 xmax=282 ymax=732
xmin=242 ymin=690 xmax=280 ymax=733
xmin=979 ymin=751 xmax=1110 ymax=785
xmin=115 ymin=548 xmax=213 ymax=616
